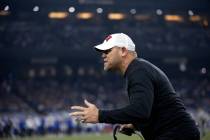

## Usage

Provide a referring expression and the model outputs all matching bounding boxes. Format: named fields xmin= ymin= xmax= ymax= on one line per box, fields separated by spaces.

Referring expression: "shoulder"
xmin=127 ymin=58 xmax=163 ymax=83
xmin=129 ymin=58 xmax=157 ymax=75
xmin=127 ymin=59 xmax=153 ymax=82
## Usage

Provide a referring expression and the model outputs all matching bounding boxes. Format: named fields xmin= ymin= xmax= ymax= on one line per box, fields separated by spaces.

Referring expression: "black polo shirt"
xmin=99 ymin=58 xmax=199 ymax=140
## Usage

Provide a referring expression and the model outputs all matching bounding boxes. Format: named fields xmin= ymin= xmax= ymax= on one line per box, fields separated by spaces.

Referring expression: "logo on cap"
xmin=105 ymin=35 xmax=112 ymax=42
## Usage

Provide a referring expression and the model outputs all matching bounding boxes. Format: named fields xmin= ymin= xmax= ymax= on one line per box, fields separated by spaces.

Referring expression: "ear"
xmin=121 ymin=47 xmax=128 ymax=57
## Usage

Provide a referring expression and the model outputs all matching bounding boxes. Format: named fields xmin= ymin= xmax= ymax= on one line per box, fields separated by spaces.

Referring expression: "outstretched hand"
xmin=69 ymin=99 xmax=99 ymax=123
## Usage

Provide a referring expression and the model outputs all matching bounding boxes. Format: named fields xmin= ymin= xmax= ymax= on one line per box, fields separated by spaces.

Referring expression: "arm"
xmin=99 ymin=69 xmax=154 ymax=124
xmin=70 ymin=69 xmax=154 ymax=124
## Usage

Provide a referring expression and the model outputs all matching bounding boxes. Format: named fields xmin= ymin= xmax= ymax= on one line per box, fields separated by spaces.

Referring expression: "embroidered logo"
xmin=105 ymin=35 xmax=112 ymax=42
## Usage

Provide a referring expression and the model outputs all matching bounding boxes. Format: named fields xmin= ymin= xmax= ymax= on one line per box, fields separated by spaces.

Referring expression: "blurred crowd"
xmin=0 ymin=68 xmax=210 ymax=137
xmin=0 ymin=110 xmax=113 ymax=138
xmin=0 ymin=20 xmax=209 ymax=52
xmin=1 ymin=74 xmax=210 ymax=113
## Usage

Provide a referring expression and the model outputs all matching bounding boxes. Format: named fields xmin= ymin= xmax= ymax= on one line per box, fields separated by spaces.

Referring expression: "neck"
xmin=119 ymin=55 xmax=136 ymax=75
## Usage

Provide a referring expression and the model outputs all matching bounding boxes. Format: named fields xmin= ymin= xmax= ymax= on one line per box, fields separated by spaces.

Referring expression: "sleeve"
xmin=99 ymin=68 xmax=154 ymax=124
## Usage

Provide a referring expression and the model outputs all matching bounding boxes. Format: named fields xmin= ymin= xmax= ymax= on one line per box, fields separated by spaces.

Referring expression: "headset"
xmin=113 ymin=125 xmax=144 ymax=140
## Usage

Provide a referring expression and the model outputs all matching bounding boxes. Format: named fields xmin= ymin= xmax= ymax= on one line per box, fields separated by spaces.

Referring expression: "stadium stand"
xmin=0 ymin=0 xmax=210 ymax=138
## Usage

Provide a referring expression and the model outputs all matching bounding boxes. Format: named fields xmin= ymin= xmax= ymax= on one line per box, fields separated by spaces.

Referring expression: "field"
xmin=1 ymin=133 xmax=141 ymax=140
xmin=1 ymin=132 xmax=210 ymax=140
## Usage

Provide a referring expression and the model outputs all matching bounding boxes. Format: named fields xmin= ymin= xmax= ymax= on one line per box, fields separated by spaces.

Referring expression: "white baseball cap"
xmin=94 ymin=33 xmax=135 ymax=52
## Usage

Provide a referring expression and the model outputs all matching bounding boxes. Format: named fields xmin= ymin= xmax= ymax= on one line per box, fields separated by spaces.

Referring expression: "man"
xmin=70 ymin=33 xmax=200 ymax=140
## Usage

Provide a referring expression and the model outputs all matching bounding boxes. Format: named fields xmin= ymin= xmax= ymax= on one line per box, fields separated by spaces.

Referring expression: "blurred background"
xmin=0 ymin=0 xmax=210 ymax=139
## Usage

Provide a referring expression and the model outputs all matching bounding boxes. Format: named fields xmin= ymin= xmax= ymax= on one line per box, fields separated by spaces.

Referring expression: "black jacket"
xmin=99 ymin=58 xmax=199 ymax=140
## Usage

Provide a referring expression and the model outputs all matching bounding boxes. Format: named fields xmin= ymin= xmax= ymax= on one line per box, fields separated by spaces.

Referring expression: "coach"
xmin=70 ymin=33 xmax=200 ymax=140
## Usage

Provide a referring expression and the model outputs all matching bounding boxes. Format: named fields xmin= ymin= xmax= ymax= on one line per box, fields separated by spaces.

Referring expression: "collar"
xmin=124 ymin=58 xmax=139 ymax=78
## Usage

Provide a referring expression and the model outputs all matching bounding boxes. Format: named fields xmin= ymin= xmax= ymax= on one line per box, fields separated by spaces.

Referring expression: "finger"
xmin=71 ymin=106 xmax=86 ymax=111
xmin=75 ymin=116 xmax=86 ymax=123
xmin=84 ymin=99 xmax=93 ymax=107
xmin=80 ymin=115 xmax=88 ymax=120
xmin=69 ymin=112 xmax=85 ymax=116
xmin=119 ymin=125 xmax=125 ymax=131
xmin=127 ymin=124 xmax=134 ymax=129
xmin=80 ymin=116 xmax=87 ymax=123
xmin=80 ymin=118 xmax=86 ymax=123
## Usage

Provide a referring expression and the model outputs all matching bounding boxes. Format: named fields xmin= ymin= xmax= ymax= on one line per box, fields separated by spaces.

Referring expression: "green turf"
xmin=1 ymin=133 xmax=141 ymax=140
xmin=1 ymin=132 xmax=210 ymax=140
xmin=202 ymin=131 xmax=210 ymax=140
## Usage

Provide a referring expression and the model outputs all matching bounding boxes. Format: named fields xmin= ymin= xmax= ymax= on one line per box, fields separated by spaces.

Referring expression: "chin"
xmin=104 ymin=66 xmax=109 ymax=71
xmin=104 ymin=64 xmax=111 ymax=71
xmin=104 ymin=66 xmax=116 ymax=72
